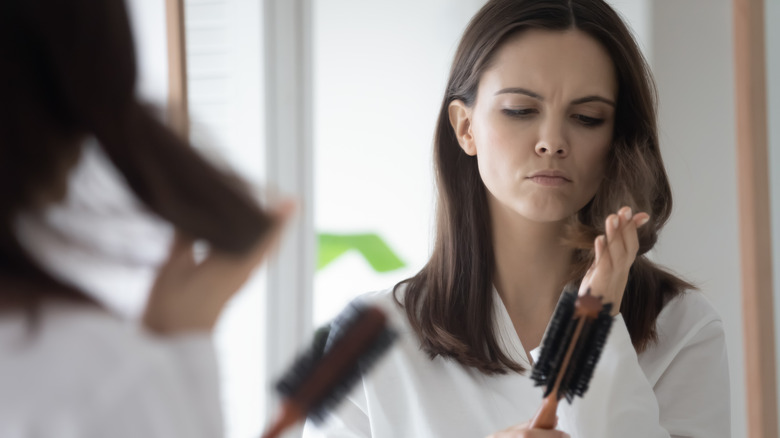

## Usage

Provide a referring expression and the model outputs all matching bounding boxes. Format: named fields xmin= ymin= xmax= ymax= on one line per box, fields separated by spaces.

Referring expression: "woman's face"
xmin=450 ymin=29 xmax=617 ymax=223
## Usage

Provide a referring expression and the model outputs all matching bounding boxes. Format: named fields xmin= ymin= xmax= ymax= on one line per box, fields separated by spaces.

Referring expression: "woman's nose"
xmin=535 ymin=119 xmax=569 ymax=157
xmin=535 ymin=142 xmax=568 ymax=156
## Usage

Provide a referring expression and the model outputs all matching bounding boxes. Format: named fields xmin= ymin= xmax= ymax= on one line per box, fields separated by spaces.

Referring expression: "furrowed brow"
xmin=571 ymin=95 xmax=616 ymax=107
xmin=494 ymin=87 xmax=544 ymax=100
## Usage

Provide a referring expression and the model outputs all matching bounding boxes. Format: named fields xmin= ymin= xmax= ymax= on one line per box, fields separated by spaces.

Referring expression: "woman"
xmin=0 ymin=0 xmax=290 ymax=436
xmin=304 ymin=0 xmax=730 ymax=437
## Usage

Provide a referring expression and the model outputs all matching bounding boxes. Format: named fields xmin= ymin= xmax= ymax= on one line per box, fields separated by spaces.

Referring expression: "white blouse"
xmin=0 ymin=302 xmax=222 ymax=438
xmin=303 ymin=286 xmax=730 ymax=438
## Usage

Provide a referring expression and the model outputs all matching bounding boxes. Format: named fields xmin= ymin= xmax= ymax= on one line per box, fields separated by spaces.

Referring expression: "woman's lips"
xmin=527 ymin=170 xmax=571 ymax=186
xmin=528 ymin=175 xmax=570 ymax=186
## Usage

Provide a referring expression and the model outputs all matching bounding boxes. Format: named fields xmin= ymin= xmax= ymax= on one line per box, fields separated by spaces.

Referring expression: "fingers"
xmin=487 ymin=426 xmax=570 ymax=438
xmin=594 ymin=235 xmax=605 ymax=264
xmin=144 ymin=199 xmax=297 ymax=334
xmin=495 ymin=420 xmax=569 ymax=437
xmin=246 ymin=199 xmax=297 ymax=265
xmin=193 ymin=199 xmax=297 ymax=305
xmin=202 ymin=199 xmax=297 ymax=274
xmin=603 ymin=211 xmax=620 ymax=269
xmin=602 ymin=206 xmax=650 ymax=267
xmin=583 ymin=207 xmax=649 ymax=305
xmin=158 ymin=232 xmax=196 ymax=275
xmin=617 ymin=207 xmax=638 ymax=261
xmin=171 ymin=232 xmax=195 ymax=263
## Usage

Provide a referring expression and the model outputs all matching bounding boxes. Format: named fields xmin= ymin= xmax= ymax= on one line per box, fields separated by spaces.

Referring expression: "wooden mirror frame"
xmin=165 ymin=0 xmax=189 ymax=139
xmin=734 ymin=0 xmax=777 ymax=436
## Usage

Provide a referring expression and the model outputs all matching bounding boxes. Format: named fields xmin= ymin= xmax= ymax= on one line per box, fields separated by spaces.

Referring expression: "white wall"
xmin=312 ymin=0 xmax=487 ymax=325
xmin=649 ymin=1 xmax=745 ymax=437
xmin=127 ymin=0 xmax=169 ymax=106
xmin=608 ymin=0 xmax=651 ymax=56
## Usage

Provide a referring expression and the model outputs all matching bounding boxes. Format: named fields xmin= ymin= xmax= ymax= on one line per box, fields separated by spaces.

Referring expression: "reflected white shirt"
xmin=0 ymin=302 xmax=222 ymax=438
xmin=303 ymin=286 xmax=730 ymax=438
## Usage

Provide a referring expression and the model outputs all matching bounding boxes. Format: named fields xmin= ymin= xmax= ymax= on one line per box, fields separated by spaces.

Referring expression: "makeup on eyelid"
xmin=500 ymin=108 xmax=607 ymax=128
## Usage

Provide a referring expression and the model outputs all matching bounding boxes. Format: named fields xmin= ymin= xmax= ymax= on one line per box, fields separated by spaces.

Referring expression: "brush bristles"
xmin=275 ymin=301 xmax=398 ymax=424
xmin=308 ymin=327 xmax=396 ymax=423
xmin=531 ymin=288 xmax=577 ymax=392
xmin=563 ymin=303 xmax=612 ymax=401
xmin=530 ymin=287 xmax=614 ymax=403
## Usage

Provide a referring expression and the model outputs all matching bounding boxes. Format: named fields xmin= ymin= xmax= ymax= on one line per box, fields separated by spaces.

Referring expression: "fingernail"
xmin=638 ymin=216 xmax=650 ymax=227
xmin=622 ymin=207 xmax=632 ymax=220
xmin=611 ymin=216 xmax=619 ymax=228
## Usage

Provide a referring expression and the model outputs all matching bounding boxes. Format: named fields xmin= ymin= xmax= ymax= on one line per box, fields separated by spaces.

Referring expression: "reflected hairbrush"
xmin=529 ymin=286 xmax=614 ymax=429
xmin=261 ymin=302 xmax=397 ymax=438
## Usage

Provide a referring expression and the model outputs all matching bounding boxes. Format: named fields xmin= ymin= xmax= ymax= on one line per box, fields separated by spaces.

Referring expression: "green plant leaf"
xmin=317 ymin=233 xmax=405 ymax=273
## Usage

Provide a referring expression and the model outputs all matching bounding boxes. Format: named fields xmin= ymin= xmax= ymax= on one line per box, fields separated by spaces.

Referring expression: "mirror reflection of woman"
xmin=304 ymin=1 xmax=730 ymax=437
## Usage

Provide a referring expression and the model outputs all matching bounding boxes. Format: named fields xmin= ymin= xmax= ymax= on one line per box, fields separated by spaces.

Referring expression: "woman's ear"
xmin=448 ymin=100 xmax=476 ymax=156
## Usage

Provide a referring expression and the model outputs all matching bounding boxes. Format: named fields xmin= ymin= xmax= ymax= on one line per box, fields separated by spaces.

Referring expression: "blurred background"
xmin=49 ymin=0 xmax=777 ymax=437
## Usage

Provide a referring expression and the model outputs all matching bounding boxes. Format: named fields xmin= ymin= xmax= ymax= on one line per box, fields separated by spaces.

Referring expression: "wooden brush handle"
xmin=530 ymin=293 xmax=600 ymax=431
xmin=263 ymin=306 xmax=389 ymax=438
xmin=530 ymin=393 xmax=558 ymax=429
xmin=262 ymin=402 xmax=304 ymax=438
xmin=295 ymin=307 xmax=387 ymax=405
xmin=528 ymin=291 xmax=607 ymax=432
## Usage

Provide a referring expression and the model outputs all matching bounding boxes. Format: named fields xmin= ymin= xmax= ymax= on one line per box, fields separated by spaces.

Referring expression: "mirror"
xmin=160 ymin=0 xmax=770 ymax=436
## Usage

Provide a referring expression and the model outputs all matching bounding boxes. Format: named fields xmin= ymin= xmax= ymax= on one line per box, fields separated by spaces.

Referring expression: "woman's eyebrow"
xmin=494 ymin=88 xmax=616 ymax=108
xmin=571 ymin=95 xmax=616 ymax=107
xmin=494 ymin=87 xmax=543 ymax=99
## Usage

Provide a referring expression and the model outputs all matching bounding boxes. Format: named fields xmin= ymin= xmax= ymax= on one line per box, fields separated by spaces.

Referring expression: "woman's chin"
xmin=511 ymin=206 xmax=575 ymax=224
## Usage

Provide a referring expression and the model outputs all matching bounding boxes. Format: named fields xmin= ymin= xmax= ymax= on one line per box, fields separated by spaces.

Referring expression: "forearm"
xmin=559 ymin=315 xmax=729 ymax=438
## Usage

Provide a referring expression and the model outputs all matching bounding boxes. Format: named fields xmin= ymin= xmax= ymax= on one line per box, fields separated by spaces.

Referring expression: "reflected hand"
xmin=578 ymin=205 xmax=650 ymax=315
xmin=487 ymin=421 xmax=570 ymax=438
xmin=143 ymin=200 xmax=296 ymax=334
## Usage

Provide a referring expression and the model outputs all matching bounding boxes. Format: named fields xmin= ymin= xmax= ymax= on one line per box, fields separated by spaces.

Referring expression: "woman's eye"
xmin=572 ymin=114 xmax=605 ymax=127
xmin=502 ymin=108 xmax=538 ymax=118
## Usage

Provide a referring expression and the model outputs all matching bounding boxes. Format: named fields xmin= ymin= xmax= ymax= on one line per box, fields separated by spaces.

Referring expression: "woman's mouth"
xmin=528 ymin=176 xmax=570 ymax=186
xmin=527 ymin=170 xmax=571 ymax=186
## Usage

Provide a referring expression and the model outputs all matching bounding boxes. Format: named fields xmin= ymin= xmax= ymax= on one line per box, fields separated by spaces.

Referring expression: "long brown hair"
xmin=0 ymin=0 xmax=272 ymax=311
xmin=396 ymin=0 xmax=692 ymax=374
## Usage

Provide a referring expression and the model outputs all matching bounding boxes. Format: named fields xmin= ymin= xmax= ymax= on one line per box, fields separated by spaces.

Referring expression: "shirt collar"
xmin=490 ymin=285 xmax=534 ymax=368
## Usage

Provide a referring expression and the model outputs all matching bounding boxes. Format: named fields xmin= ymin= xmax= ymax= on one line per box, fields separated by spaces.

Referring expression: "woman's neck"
xmin=489 ymin=197 xmax=573 ymax=324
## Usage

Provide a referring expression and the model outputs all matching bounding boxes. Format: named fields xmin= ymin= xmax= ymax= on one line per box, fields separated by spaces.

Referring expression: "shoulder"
xmin=639 ymin=290 xmax=726 ymax=383
xmin=655 ymin=290 xmax=723 ymax=337
xmin=350 ymin=283 xmax=412 ymax=334
xmin=0 ymin=302 xmax=170 ymax=391
xmin=0 ymin=302 xmax=160 ymax=371
xmin=0 ymin=302 xmax=216 ymax=433
xmin=23 ymin=302 xmax=192 ymax=369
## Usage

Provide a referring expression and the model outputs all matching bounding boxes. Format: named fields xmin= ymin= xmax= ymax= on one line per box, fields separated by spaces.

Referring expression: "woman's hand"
xmin=143 ymin=201 xmax=295 ymax=334
xmin=486 ymin=422 xmax=570 ymax=438
xmin=578 ymin=206 xmax=650 ymax=315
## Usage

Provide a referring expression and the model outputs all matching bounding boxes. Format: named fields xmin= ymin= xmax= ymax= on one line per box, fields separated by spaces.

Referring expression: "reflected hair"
xmin=0 ymin=0 xmax=272 ymax=311
xmin=395 ymin=0 xmax=692 ymax=374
